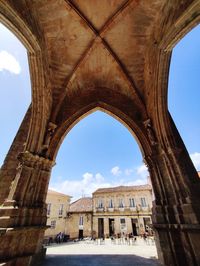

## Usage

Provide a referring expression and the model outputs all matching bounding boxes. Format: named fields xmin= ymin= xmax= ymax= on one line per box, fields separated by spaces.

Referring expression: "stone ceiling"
xmin=4 ymin=0 xmax=197 ymax=127
xmin=36 ymin=0 xmax=159 ymax=96
xmin=8 ymin=1 xmax=166 ymax=113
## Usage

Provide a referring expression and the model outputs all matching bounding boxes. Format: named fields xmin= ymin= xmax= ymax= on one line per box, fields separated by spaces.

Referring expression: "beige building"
xmin=67 ymin=197 xmax=93 ymax=239
xmin=92 ymin=184 xmax=153 ymax=238
xmin=66 ymin=184 xmax=153 ymax=240
xmin=45 ymin=190 xmax=71 ymax=238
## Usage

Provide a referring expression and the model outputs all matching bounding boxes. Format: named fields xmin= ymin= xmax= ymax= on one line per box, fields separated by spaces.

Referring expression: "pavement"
xmin=42 ymin=238 xmax=159 ymax=266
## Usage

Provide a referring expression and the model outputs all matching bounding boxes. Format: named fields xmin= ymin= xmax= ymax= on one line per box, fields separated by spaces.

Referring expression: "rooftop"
xmin=70 ymin=197 xmax=93 ymax=213
xmin=48 ymin=189 xmax=71 ymax=198
xmin=93 ymin=184 xmax=152 ymax=194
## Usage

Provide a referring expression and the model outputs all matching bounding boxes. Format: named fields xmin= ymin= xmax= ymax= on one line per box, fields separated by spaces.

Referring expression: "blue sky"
xmin=0 ymin=23 xmax=31 ymax=165
xmin=0 ymin=22 xmax=199 ymax=200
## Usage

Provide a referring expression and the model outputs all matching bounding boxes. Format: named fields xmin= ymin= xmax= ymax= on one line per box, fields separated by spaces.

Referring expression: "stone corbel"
xmin=143 ymin=118 xmax=157 ymax=146
xmin=42 ymin=122 xmax=57 ymax=153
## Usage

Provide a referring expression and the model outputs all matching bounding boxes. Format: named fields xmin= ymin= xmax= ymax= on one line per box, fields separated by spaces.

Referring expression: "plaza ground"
xmin=43 ymin=238 xmax=159 ymax=266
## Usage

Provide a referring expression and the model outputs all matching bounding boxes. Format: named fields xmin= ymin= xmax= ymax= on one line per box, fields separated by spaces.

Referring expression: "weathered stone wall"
xmin=0 ymin=106 xmax=31 ymax=205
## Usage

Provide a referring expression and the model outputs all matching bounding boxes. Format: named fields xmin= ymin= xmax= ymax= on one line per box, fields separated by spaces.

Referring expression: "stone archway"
xmin=144 ymin=2 xmax=200 ymax=265
xmin=0 ymin=3 xmax=52 ymax=266
xmin=0 ymin=1 xmax=200 ymax=265
xmin=0 ymin=2 xmax=51 ymax=204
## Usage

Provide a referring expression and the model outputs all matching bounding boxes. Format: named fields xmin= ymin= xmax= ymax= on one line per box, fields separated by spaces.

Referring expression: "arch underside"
xmin=0 ymin=1 xmax=200 ymax=265
xmin=48 ymin=87 xmax=151 ymax=161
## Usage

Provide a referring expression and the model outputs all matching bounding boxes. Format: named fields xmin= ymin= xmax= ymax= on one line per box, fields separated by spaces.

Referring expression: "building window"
xmin=98 ymin=199 xmax=103 ymax=208
xmin=109 ymin=198 xmax=113 ymax=208
xmin=119 ymin=198 xmax=124 ymax=208
xmin=79 ymin=216 xmax=83 ymax=226
xmin=51 ymin=220 xmax=56 ymax=229
xmin=141 ymin=197 xmax=147 ymax=207
xmin=47 ymin=203 xmax=51 ymax=216
xmin=58 ymin=204 xmax=64 ymax=216
xmin=129 ymin=198 xmax=135 ymax=207
xmin=120 ymin=218 xmax=126 ymax=230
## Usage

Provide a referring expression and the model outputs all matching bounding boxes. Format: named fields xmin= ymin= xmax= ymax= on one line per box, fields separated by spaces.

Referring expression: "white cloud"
xmin=49 ymin=166 xmax=149 ymax=202
xmin=95 ymin=173 xmax=104 ymax=183
xmin=190 ymin=152 xmax=200 ymax=170
xmin=0 ymin=50 xmax=21 ymax=74
xmin=50 ymin=172 xmax=111 ymax=201
xmin=136 ymin=163 xmax=148 ymax=178
xmin=82 ymin=172 xmax=93 ymax=184
xmin=125 ymin=168 xmax=133 ymax=176
xmin=50 ymin=163 xmax=150 ymax=201
xmin=111 ymin=166 xmax=122 ymax=176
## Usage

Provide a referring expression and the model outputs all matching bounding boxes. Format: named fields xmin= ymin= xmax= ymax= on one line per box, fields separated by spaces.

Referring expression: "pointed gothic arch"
xmin=48 ymin=101 xmax=152 ymax=162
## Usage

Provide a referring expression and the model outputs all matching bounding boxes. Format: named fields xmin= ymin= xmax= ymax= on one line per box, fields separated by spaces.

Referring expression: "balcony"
xmin=96 ymin=207 xmax=104 ymax=212
xmin=118 ymin=207 xmax=125 ymax=212
xmin=129 ymin=206 xmax=136 ymax=211
xmin=107 ymin=207 xmax=114 ymax=212
xmin=140 ymin=206 xmax=151 ymax=212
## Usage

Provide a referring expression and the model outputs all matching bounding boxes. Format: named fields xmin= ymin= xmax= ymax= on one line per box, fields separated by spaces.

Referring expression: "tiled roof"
xmin=70 ymin=197 xmax=93 ymax=212
xmin=48 ymin=189 xmax=71 ymax=198
xmin=93 ymin=184 xmax=152 ymax=194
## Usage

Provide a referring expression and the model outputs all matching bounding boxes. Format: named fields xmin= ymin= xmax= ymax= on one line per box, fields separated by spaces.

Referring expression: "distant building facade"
xmin=67 ymin=197 xmax=93 ymax=239
xmin=92 ymin=185 xmax=153 ymax=238
xmin=45 ymin=190 xmax=71 ymax=237
xmin=45 ymin=185 xmax=153 ymax=239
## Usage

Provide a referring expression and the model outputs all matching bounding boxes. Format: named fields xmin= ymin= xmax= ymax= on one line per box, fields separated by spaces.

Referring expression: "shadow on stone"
xmin=42 ymin=254 xmax=159 ymax=266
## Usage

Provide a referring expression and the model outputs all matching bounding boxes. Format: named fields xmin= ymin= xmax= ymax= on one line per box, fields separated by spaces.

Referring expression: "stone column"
xmin=0 ymin=151 xmax=54 ymax=266
xmin=104 ymin=217 xmax=109 ymax=237
xmin=92 ymin=217 xmax=98 ymax=238
xmin=145 ymin=138 xmax=200 ymax=266
xmin=126 ymin=217 xmax=132 ymax=235
xmin=115 ymin=217 xmax=120 ymax=235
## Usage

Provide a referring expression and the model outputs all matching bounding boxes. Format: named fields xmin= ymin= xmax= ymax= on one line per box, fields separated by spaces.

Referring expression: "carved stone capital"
xmin=17 ymin=151 xmax=55 ymax=171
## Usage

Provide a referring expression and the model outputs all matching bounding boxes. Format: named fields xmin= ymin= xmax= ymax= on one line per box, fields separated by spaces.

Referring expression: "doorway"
xmin=131 ymin=218 xmax=138 ymax=236
xmin=98 ymin=218 xmax=104 ymax=238
xmin=79 ymin=229 xmax=83 ymax=239
xmin=109 ymin=218 xmax=115 ymax=236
